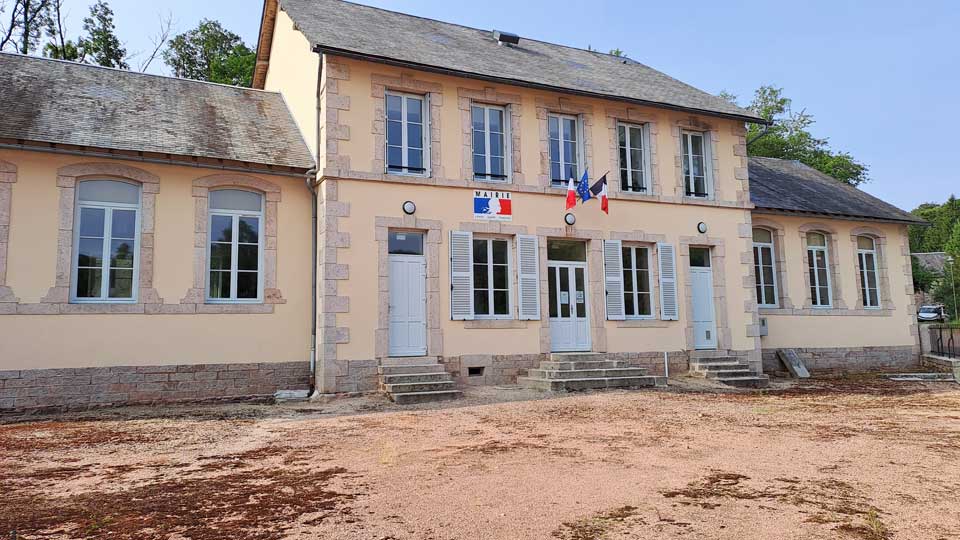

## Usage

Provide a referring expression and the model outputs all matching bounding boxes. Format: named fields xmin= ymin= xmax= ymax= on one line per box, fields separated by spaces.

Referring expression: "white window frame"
xmin=548 ymin=113 xmax=583 ymax=186
xmin=857 ymin=236 xmax=881 ymax=309
xmin=472 ymin=236 xmax=513 ymax=319
xmin=681 ymin=130 xmax=713 ymax=199
xmin=206 ymin=190 xmax=265 ymax=304
xmin=622 ymin=244 xmax=654 ymax=319
xmin=385 ymin=91 xmax=430 ymax=177
xmin=617 ymin=122 xmax=650 ymax=193
xmin=753 ymin=229 xmax=779 ymax=308
xmin=807 ymin=233 xmax=832 ymax=308
xmin=70 ymin=181 xmax=142 ymax=303
xmin=471 ymin=103 xmax=511 ymax=183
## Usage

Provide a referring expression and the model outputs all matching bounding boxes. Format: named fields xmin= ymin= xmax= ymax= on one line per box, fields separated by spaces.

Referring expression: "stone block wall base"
xmin=761 ymin=346 xmax=918 ymax=376
xmin=0 ymin=361 xmax=310 ymax=414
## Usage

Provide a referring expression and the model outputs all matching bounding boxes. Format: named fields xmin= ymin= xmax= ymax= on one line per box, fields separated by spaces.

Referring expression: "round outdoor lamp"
xmin=402 ymin=200 xmax=417 ymax=215
xmin=564 ymin=212 xmax=576 ymax=226
xmin=697 ymin=221 xmax=708 ymax=234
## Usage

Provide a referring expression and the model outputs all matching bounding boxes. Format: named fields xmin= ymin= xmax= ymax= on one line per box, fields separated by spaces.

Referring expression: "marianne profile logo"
xmin=473 ymin=190 xmax=512 ymax=221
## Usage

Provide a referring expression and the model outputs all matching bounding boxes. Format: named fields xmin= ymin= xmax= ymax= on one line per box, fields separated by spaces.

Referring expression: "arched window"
xmin=207 ymin=189 xmax=264 ymax=302
xmin=71 ymin=179 xmax=141 ymax=302
xmin=806 ymin=232 xmax=831 ymax=307
xmin=752 ymin=228 xmax=778 ymax=307
xmin=857 ymin=236 xmax=880 ymax=308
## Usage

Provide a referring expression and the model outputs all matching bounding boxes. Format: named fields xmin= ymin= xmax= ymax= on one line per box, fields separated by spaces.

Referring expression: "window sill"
xmin=616 ymin=318 xmax=670 ymax=328
xmin=386 ymin=171 xmax=430 ymax=179
xmin=464 ymin=319 xmax=528 ymax=329
xmin=474 ymin=177 xmax=511 ymax=184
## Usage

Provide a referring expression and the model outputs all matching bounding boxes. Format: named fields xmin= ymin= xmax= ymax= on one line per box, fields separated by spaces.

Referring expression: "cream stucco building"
xmin=0 ymin=0 xmax=925 ymax=410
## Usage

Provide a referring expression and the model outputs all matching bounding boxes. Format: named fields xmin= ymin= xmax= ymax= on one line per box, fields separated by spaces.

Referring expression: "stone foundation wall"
xmin=761 ymin=346 xmax=918 ymax=376
xmin=0 ymin=361 xmax=310 ymax=414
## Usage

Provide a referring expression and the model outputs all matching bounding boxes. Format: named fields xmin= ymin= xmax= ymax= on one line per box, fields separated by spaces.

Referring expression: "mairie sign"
xmin=473 ymin=190 xmax=512 ymax=221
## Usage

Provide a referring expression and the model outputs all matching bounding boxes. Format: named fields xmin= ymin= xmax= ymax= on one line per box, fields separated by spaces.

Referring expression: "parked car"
xmin=918 ymin=305 xmax=946 ymax=323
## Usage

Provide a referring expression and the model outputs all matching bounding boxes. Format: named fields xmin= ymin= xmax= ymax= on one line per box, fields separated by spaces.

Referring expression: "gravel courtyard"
xmin=3 ymin=376 xmax=960 ymax=539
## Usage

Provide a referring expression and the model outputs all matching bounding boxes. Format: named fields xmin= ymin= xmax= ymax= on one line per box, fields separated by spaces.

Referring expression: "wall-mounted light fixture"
xmin=402 ymin=200 xmax=417 ymax=215
xmin=697 ymin=221 xmax=708 ymax=234
xmin=564 ymin=213 xmax=576 ymax=226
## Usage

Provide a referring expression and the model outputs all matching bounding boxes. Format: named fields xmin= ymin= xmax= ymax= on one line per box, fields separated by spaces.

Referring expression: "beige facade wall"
xmin=0 ymin=149 xmax=313 ymax=370
xmin=263 ymin=8 xmax=319 ymax=158
xmin=754 ymin=214 xmax=918 ymax=350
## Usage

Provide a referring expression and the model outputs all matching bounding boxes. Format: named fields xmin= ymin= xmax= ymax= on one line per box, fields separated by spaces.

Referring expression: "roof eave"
xmin=314 ymin=45 xmax=771 ymax=125
xmin=751 ymin=206 xmax=928 ymax=226
xmin=252 ymin=0 xmax=279 ymax=90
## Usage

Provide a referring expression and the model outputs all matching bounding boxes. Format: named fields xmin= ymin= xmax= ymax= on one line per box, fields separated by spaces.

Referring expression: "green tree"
xmin=909 ymin=196 xmax=960 ymax=253
xmin=0 ymin=0 xmax=54 ymax=54
xmin=912 ymin=257 xmax=939 ymax=294
xmin=43 ymin=0 xmax=126 ymax=68
xmin=721 ymin=86 xmax=869 ymax=187
xmin=932 ymin=258 xmax=960 ymax=322
xmin=946 ymin=220 xmax=960 ymax=257
xmin=162 ymin=19 xmax=254 ymax=86
xmin=609 ymin=48 xmax=625 ymax=57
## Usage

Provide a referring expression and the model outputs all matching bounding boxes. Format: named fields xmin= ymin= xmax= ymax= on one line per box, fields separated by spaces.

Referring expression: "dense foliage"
xmin=162 ymin=19 xmax=255 ymax=87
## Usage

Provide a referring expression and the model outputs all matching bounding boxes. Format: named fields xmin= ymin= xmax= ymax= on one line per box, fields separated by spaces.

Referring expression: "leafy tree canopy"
xmin=162 ymin=19 xmax=254 ymax=86
xmin=721 ymin=86 xmax=869 ymax=187
xmin=44 ymin=0 xmax=126 ymax=68
xmin=909 ymin=195 xmax=960 ymax=253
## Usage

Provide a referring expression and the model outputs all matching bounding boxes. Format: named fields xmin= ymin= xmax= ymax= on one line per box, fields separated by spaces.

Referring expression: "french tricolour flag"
xmin=589 ymin=174 xmax=609 ymax=214
xmin=564 ymin=173 xmax=577 ymax=210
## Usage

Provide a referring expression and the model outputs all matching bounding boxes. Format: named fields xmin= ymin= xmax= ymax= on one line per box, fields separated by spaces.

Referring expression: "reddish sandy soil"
xmin=2 ymin=376 xmax=960 ymax=540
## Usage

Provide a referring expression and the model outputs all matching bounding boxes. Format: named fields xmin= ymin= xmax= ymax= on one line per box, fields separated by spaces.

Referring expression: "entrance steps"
xmin=519 ymin=353 xmax=667 ymax=392
xmin=689 ymin=355 xmax=769 ymax=388
xmin=378 ymin=357 xmax=462 ymax=404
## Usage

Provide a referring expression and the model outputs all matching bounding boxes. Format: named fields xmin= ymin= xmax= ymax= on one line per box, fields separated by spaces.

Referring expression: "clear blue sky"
xmin=69 ymin=0 xmax=959 ymax=211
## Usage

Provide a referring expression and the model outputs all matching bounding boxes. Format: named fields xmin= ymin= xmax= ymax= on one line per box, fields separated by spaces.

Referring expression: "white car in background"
xmin=918 ymin=305 xmax=946 ymax=323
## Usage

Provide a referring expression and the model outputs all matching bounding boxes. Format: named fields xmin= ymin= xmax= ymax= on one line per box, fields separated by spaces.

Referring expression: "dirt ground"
xmin=2 ymin=375 xmax=960 ymax=540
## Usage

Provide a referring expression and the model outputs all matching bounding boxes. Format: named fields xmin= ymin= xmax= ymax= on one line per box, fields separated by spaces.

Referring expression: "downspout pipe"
xmin=746 ymin=124 xmax=771 ymax=147
xmin=304 ymin=167 xmax=319 ymax=396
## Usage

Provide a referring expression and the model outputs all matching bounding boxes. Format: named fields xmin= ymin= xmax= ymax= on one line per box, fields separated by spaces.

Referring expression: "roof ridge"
xmin=0 ymin=52 xmax=282 ymax=96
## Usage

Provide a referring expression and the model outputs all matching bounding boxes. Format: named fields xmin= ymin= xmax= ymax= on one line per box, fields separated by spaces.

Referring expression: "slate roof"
xmin=276 ymin=0 xmax=764 ymax=123
xmin=748 ymin=156 xmax=925 ymax=225
xmin=0 ymin=53 xmax=315 ymax=171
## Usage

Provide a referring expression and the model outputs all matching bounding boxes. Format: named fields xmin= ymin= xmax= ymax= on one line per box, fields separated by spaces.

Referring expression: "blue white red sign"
xmin=473 ymin=190 xmax=513 ymax=221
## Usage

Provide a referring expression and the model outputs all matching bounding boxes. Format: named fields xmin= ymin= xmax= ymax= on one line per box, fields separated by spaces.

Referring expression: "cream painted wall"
xmin=263 ymin=9 xmax=319 ymax=159
xmin=336 ymin=180 xmax=755 ymax=360
xmin=0 ymin=149 xmax=314 ymax=369
xmin=756 ymin=215 xmax=916 ymax=349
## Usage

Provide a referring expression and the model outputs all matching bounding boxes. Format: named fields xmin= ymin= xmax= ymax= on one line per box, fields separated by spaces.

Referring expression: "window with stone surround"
xmin=471 ymin=104 xmax=509 ymax=182
xmin=617 ymin=123 xmax=649 ymax=193
xmin=752 ymin=227 xmax=778 ymax=307
xmin=385 ymin=91 xmax=429 ymax=176
xmin=856 ymin=235 xmax=881 ymax=308
xmin=207 ymin=189 xmax=264 ymax=303
xmin=681 ymin=130 xmax=712 ymax=198
xmin=621 ymin=244 xmax=653 ymax=318
xmin=548 ymin=113 xmax=582 ymax=186
xmin=806 ymin=232 xmax=832 ymax=307
xmin=472 ymin=236 xmax=512 ymax=318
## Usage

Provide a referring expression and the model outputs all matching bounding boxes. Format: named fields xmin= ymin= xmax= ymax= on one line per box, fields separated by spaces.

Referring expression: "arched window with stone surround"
xmin=806 ymin=231 xmax=832 ymax=307
xmin=71 ymin=179 xmax=141 ymax=302
xmin=207 ymin=189 xmax=264 ymax=303
xmin=856 ymin=235 xmax=881 ymax=308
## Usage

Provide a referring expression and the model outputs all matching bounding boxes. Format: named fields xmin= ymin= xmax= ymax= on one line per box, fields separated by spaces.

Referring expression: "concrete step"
xmin=704 ymin=369 xmax=755 ymax=379
xmin=383 ymin=381 xmax=457 ymax=394
xmin=690 ymin=361 xmax=749 ymax=371
xmin=715 ymin=375 xmax=770 ymax=389
xmin=390 ymin=390 xmax=463 ymax=404
xmin=519 ymin=375 xmax=666 ymax=392
xmin=538 ymin=360 xmax=630 ymax=371
xmin=381 ymin=372 xmax=451 ymax=385
xmin=527 ymin=368 xmax=649 ymax=380
xmin=378 ymin=364 xmax=446 ymax=375
xmin=549 ymin=353 xmax=606 ymax=363
xmin=381 ymin=356 xmax=440 ymax=367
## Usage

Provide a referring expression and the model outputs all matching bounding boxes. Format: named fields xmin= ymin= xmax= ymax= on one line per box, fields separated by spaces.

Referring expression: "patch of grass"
xmin=552 ymin=505 xmax=642 ymax=540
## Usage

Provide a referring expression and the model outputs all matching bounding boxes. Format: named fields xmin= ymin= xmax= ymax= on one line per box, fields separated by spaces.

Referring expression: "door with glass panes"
xmin=547 ymin=240 xmax=591 ymax=352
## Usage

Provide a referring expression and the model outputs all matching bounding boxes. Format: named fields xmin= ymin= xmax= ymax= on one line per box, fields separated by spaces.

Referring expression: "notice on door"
xmin=473 ymin=190 xmax=513 ymax=221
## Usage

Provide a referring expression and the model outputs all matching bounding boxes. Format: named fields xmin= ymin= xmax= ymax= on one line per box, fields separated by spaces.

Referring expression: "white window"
xmin=472 ymin=237 xmax=511 ymax=317
xmin=71 ymin=179 xmax=141 ymax=302
xmin=207 ymin=189 xmax=264 ymax=303
xmin=857 ymin=236 xmax=881 ymax=308
xmin=681 ymin=130 xmax=712 ymax=198
xmin=472 ymin=104 xmax=509 ymax=182
xmin=618 ymin=123 xmax=648 ymax=192
xmin=622 ymin=245 xmax=653 ymax=317
xmin=753 ymin=228 xmax=778 ymax=307
xmin=548 ymin=113 xmax=581 ymax=186
xmin=806 ymin=232 xmax=832 ymax=307
xmin=386 ymin=92 xmax=428 ymax=176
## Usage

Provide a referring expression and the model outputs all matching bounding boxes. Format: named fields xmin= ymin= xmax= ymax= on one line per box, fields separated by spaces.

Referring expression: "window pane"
xmin=764 ymin=286 xmax=776 ymax=304
xmin=387 ymin=120 xmax=403 ymax=146
xmin=575 ymin=268 xmax=586 ymax=315
xmin=869 ymin=289 xmax=879 ymax=307
xmin=473 ymin=240 xmax=488 ymax=263
xmin=689 ymin=247 xmax=711 ymax=267
xmin=493 ymin=265 xmax=508 ymax=289
xmin=559 ymin=267 xmax=570 ymax=318
xmin=548 ymin=268 xmax=558 ymax=318
xmin=563 ymin=118 xmax=577 ymax=142
xmin=857 ymin=236 xmax=875 ymax=250
xmin=618 ymin=125 xmax=626 ymax=146
xmin=386 ymin=94 xmax=402 ymax=121
xmin=866 ymin=269 xmax=878 ymax=290
xmin=79 ymin=207 xmax=105 ymax=237
xmin=550 ymin=162 xmax=561 ymax=183
xmin=210 ymin=190 xmax=262 ymax=212
xmin=548 ymin=240 xmax=586 ymax=261
xmin=624 ymin=291 xmax=635 ymax=316
xmin=761 ymin=248 xmax=773 ymax=266
xmin=637 ymin=249 xmax=649 ymax=269
xmin=108 ymin=269 xmax=134 ymax=298
xmin=807 ymin=232 xmax=826 ymax=247
xmin=762 ymin=265 xmax=775 ymax=285
xmin=387 ymin=146 xmax=403 ymax=169
xmin=492 ymin=240 xmax=508 ymax=264
xmin=548 ymin=116 xmax=559 ymax=139
xmin=210 ymin=243 xmax=232 ymax=270
xmin=473 ymin=130 xmax=486 ymax=156
xmin=111 ymin=210 xmax=136 ymax=239
xmin=491 ymin=157 xmax=504 ymax=177
xmin=638 ymin=293 xmax=651 ymax=316
xmin=238 ymin=217 xmax=259 ymax=244
xmin=756 ymin=285 xmax=764 ymax=304
xmin=110 ymin=239 xmax=135 ymax=268
xmin=238 ymin=244 xmax=259 ymax=271
xmin=638 ymin=270 xmax=650 ymax=293
xmin=474 ymin=290 xmax=489 ymax=315
xmin=621 ymin=247 xmax=632 ymax=268
xmin=388 ymin=231 xmax=423 ymax=255
xmin=77 ymin=238 xmax=104 ymax=267
xmin=473 ymin=154 xmax=487 ymax=176
xmin=472 ymin=106 xmax=485 ymax=130
xmin=237 ymin=272 xmax=258 ymax=299
xmin=407 ymin=148 xmax=423 ymax=170
xmin=76 ymin=268 xmax=102 ymax=298
xmin=406 ymin=97 xmax=422 ymax=123
xmin=408 ymin=124 xmax=423 ymax=149
xmin=493 ymin=291 xmax=509 ymax=315
xmin=209 ymin=271 xmax=231 ymax=299
xmin=752 ymin=228 xmax=772 ymax=243
xmin=210 ymin=215 xmax=233 ymax=242
xmin=630 ymin=127 xmax=643 ymax=150
xmin=489 ymin=109 xmax=503 ymax=133
xmin=490 ymin=133 xmax=503 ymax=157
xmin=78 ymin=180 xmax=139 ymax=204
xmin=473 ymin=264 xmax=488 ymax=289
xmin=623 ymin=269 xmax=633 ymax=292
xmin=690 ymin=133 xmax=703 ymax=156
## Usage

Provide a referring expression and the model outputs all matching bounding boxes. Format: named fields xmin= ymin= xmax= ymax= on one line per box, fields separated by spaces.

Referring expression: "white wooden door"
xmin=691 ymin=267 xmax=717 ymax=350
xmin=548 ymin=262 xmax=591 ymax=352
xmin=388 ymin=254 xmax=427 ymax=356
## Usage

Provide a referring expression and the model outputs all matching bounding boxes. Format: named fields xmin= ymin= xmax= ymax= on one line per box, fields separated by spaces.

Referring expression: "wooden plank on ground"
xmin=777 ymin=349 xmax=810 ymax=379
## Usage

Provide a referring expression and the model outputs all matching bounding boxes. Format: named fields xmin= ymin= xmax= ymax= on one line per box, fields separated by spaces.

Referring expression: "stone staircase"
xmin=518 ymin=353 xmax=667 ymax=392
xmin=689 ymin=353 xmax=769 ymax=388
xmin=378 ymin=357 xmax=462 ymax=404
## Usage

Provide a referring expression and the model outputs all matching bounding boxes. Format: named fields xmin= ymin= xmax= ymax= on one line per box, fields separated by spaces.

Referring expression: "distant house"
xmin=0 ymin=0 xmax=927 ymax=411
